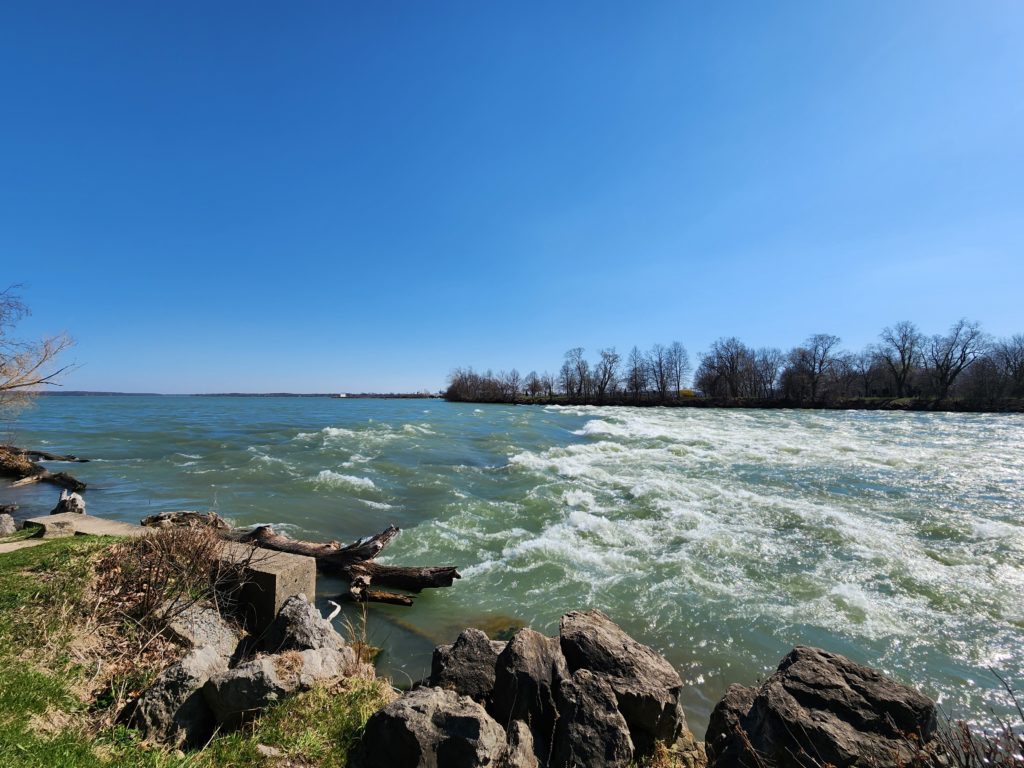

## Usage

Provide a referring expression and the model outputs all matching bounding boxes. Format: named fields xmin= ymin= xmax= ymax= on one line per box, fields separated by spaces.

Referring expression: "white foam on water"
xmin=359 ymin=499 xmax=394 ymax=510
xmin=458 ymin=405 xmax=1024 ymax=720
xmin=312 ymin=470 xmax=377 ymax=491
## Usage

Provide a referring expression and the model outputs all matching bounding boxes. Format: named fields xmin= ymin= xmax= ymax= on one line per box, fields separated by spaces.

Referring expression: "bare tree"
xmin=992 ymin=334 xmax=1024 ymax=397
xmin=878 ymin=321 xmax=922 ymax=397
xmin=924 ymin=319 xmax=988 ymax=400
xmin=695 ymin=337 xmax=751 ymax=398
xmin=524 ymin=371 xmax=543 ymax=398
xmin=563 ymin=347 xmax=590 ymax=400
xmin=625 ymin=346 xmax=648 ymax=403
xmin=850 ymin=348 xmax=882 ymax=397
xmin=1 ymin=285 xmax=74 ymax=413
xmin=559 ymin=360 xmax=576 ymax=398
xmin=500 ymin=369 xmax=521 ymax=401
xmin=540 ymin=371 xmax=555 ymax=399
xmin=751 ymin=347 xmax=783 ymax=398
xmin=647 ymin=343 xmax=671 ymax=402
xmin=593 ymin=348 xmax=620 ymax=403
xmin=667 ymin=341 xmax=690 ymax=397
xmin=804 ymin=333 xmax=842 ymax=402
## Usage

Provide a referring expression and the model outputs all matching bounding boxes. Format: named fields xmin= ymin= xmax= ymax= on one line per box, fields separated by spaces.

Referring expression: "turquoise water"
xmin=3 ymin=396 xmax=1022 ymax=734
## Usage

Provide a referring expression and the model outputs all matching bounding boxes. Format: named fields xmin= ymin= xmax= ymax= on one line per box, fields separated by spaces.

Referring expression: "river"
xmin=2 ymin=396 xmax=1021 ymax=734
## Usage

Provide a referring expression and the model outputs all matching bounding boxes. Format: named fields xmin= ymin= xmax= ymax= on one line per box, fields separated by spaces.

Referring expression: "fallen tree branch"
xmin=141 ymin=512 xmax=460 ymax=607
xmin=0 ymin=445 xmax=87 ymax=491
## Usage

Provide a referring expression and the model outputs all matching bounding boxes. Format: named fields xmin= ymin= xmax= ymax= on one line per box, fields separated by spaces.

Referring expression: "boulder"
xmin=127 ymin=645 xmax=227 ymax=748
xmin=163 ymin=603 xmax=240 ymax=659
xmin=559 ymin=609 xmax=687 ymax=753
xmin=705 ymin=646 xmax=937 ymax=768
xmin=490 ymin=627 xmax=568 ymax=765
xmin=50 ymin=489 xmax=86 ymax=515
xmin=259 ymin=593 xmax=345 ymax=653
xmin=0 ymin=513 xmax=16 ymax=537
xmin=551 ymin=668 xmax=634 ymax=768
xmin=351 ymin=686 xmax=506 ymax=768
xmin=202 ymin=647 xmax=353 ymax=728
xmin=429 ymin=628 xmax=506 ymax=704
xmin=504 ymin=720 xmax=539 ymax=768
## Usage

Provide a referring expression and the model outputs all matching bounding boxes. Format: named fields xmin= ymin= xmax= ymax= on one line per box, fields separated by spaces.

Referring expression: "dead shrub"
xmin=90 ymin=526 xmax=251 ymax=651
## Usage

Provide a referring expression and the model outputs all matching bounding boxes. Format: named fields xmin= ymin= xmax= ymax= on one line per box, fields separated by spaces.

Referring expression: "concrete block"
xmin=22 ymin=513 xmax=77 ymax=538
xmin=22 ymin=512 xmax=147 ymax=539
xmin=220 ymin=542 xmax=317 ymax=635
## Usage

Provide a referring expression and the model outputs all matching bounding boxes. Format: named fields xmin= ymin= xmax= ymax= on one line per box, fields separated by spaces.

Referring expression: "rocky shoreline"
xmin=119 ymin=579 xmax=941 ymax=768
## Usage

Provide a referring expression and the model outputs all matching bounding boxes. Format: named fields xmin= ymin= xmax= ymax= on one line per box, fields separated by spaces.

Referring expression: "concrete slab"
xmin=21 ymin=512 xmax=148 ymax=539
xmin=221 ymin=541 xmax=317 ymax=635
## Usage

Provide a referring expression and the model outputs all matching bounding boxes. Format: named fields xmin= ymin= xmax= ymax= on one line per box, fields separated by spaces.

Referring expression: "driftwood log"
xmin=140 ymin=511 xmax=460 ymax=607
xmin=0 ymin=445 xmax=87 ymax=491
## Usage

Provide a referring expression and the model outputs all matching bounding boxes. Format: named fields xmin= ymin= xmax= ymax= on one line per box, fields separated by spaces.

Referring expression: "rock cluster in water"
xmin=352 ymin=609 xmax=704 ymax=768
xmin=353 ymin=611 xmax=938 ymax=768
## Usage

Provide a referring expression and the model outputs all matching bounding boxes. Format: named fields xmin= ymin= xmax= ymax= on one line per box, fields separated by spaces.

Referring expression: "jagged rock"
xmin=127 ymin=645 xmax=228 ymax=748
xmin=359 ymin=613 xmax=700 ymax=768
xmin=705 ymin=646 xmax=937 ymax=768
xmin=504 ymin=720 xmax=539 ymax=768
xmin=50 ymin=489 xmax=85 ymax=515
xmin=551 ymin=668 xmax=634 ymax=768
xmin=163 ymin=603 xmax=240 ymax=659
xmin=490 ymin=627 xmax=568 ymax=765
xmin=351 ymin=686 xmax=507 ymax=768
xmin=0 ymin=513 xmax=16 ymax=536
xmin=259 ymin=593 xmax=344 ymax=653
xmin=202 ymin=647 xmax=353 ymax=728
xmin=559 ymin=609 xmax=687 ymax=754
xmin=430 ymin=628 xmax=506 ymax=703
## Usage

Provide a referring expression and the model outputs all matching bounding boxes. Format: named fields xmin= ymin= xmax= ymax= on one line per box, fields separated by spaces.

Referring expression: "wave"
xmin=313 ymin=470 xmax=377 ymax=491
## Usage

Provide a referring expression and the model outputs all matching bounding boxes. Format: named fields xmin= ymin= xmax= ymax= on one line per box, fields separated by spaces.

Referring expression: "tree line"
xmin=445 ymin=319 xmax=1024 ymax=410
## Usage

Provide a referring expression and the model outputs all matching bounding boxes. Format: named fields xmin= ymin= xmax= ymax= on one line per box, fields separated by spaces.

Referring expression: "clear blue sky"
xmin=2 ymin=2 xmax=1022 ymax=393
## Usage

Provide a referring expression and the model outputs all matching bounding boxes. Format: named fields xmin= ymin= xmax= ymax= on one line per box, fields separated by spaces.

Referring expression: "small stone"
xmin=0 ymin=513 xmax=16 ymax=536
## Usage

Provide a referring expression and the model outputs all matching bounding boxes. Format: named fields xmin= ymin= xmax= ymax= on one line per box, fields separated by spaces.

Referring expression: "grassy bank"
xmin=0 ymin=534 xmax=393 ymax=768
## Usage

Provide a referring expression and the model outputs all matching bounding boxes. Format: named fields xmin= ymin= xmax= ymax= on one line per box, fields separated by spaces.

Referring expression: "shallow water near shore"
xmin=3 ymin=396 xmax=1022 ymax=735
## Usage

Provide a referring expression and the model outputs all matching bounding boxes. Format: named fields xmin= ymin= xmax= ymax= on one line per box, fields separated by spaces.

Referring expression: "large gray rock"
xmin=50 ymin=489 xmax=85 ymax=515
xmin=0 ymin=513 xmax=15 ymax=536
xmin=127 ymin=645 xmax=227 ymax=748
xmin=430 ymin=628 xmax=506 ymax=704
xmin=202 ymin=647 xmax=353 ymax=728
xmin=163 ymin=603 xmax=240 ymax=659
xmin=559 ymin=609 xmax=687 ymax=753
xmin=351 ymin=686 xmax=507 ymax=768
xmin=705 ymin=646 xmax=937 ymax=768
xmin=490 ymin=627 xmax=568 ymax=766
xmin=259 ymin=593 xmax=344 ymax=653
xmin=551 ymin=668 xmax=634 ymax=768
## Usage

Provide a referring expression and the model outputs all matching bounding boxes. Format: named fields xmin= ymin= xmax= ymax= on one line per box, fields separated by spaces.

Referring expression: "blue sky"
xmin=2 ymin=2 xmax=1022 ymax=393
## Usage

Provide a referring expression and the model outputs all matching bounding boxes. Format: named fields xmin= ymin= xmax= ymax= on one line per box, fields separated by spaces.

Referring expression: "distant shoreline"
xmin=39 ymin=391 xmax=443 ymax=399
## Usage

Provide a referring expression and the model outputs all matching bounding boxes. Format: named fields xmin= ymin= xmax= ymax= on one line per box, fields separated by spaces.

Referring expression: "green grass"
xmin=0 ymin=536 xmax=394 ymax=767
